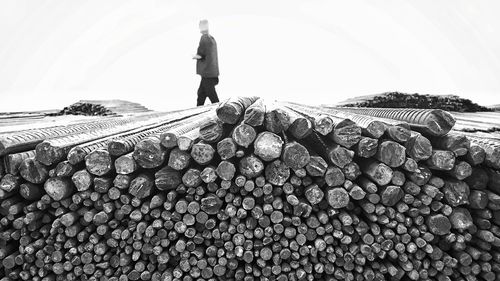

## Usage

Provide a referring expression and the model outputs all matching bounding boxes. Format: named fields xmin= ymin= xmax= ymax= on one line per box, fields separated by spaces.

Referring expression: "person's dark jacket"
xmin=196 ymin=33 xmax=219 ymax=78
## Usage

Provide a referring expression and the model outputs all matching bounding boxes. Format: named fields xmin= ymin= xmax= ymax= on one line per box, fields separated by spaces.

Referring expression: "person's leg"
xmin=197 ymin=78 xmax=207 ymax=106
xmin=206 ymin=77 xmax=220 ymax=104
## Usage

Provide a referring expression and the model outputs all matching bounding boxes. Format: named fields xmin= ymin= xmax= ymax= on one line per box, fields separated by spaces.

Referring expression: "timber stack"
xmin=337 ymin=92 xmax=491 ymax=112
xmin=0 ymin=97 xmax=500 ymax=281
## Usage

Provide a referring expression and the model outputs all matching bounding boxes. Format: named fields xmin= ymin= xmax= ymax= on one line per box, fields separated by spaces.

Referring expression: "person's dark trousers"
xmin=197 ymin=77 xmax=220 ymax=106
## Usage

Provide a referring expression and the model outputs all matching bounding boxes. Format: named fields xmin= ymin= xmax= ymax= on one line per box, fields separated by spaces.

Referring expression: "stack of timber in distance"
xmin=1 ymin=97 xmax=500 ymax=281
xmin=336 ymin=92 xmax=491 ymax=112
xmin=51 ymin=99 xmax=152 ymax=116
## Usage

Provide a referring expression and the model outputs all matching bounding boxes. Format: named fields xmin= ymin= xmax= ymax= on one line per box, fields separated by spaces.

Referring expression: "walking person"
xmin=193 ymin=19 xmax=220 ymax=106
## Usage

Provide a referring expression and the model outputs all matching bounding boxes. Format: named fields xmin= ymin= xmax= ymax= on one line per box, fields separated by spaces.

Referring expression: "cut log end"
xmin=254 ymin=132 xmax=283 ymax=162
xmin=133 ymin=137 xmax=166 ymax=169
xmin=282 ymin=142 xmax=311 ymax=170
xmin=327 ymin=187 xmax=350 ymax=209
xmin=232 ymin=123 xmax=257 ymax=148
xmin=35 ymin=142 xmax=65 ymax=166
xmin=376 ymin=140 xmax=406 ymax=168
xmin=44 ymin=177 xmax=74 ymax=201
xmin=85 ymin=149 xmax=113 ymax=176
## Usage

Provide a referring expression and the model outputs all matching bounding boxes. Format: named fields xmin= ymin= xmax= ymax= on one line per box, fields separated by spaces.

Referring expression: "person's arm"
xmin=193 ymin=35 xmax=209 ymax=60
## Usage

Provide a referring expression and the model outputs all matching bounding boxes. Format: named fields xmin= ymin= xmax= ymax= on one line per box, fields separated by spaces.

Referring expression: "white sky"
xmin=0 ymin=0 xmax=499 ymax=112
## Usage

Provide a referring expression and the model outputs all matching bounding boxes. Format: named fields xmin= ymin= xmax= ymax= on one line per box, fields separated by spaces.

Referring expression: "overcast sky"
xmin=0 ymin=0 xmax=499 ymax=112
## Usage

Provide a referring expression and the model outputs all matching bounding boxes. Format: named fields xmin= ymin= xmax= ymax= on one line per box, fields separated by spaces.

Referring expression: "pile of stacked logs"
xmin=52 ymin=100 xmax=151 ymax=116
xmin=337 ymin=92 xmax=491 ymax=112
xmin=1 ymin=97 xmax=500 ymax=281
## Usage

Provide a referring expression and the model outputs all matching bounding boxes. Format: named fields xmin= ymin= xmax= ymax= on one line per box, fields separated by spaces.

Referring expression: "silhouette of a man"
xmin=193 ymin=19 xmax=219 ymax=106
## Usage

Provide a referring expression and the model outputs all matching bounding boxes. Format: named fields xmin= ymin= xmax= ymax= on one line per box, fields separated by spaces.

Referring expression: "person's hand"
xmin=192 ymin=54 xmax=202 ymax=60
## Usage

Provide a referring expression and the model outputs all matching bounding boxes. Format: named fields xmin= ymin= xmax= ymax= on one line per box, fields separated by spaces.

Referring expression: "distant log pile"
xmin=337 ymin=92 xmax=491 ymax=112
xmin=52 ymin=100 xmax=151 ymax=116
xmin=2 ymin=97 xmax=500 ymax=281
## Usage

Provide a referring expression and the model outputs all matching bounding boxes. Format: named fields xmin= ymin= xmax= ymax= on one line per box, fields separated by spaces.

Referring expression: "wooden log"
xmin=304 ymin=184 xmax=324 ymax=205
xmin=155 ymin=167 xmax=181 ymax=191
xmin=55 ymin=160 xmax=76 ymax=177
xmin=201 ymin=194 xmax=223 ymax=215
xmin=432 ymin=133 xmax=470 ymax=156
xmin=19 ymin=183 xmax=43 ymax=201
xmin=380 ymin=186 xmax=404 ymax=207
xmin=162 ymin=127 xmax=198 ymax=150
xmin=265 ymin=160 xmax=290 ymax=186
xmin=282 ymin=142 xmax=310 ymax=170
xmin=19 ymin=158 xmax=48 ymax=184
xmin=327 ymin=119 xmax=362 ymax=148
xmin=200 ymin=166 xmax=218 ymax=183
xmin=215 ymin=138 xmax=236 ymax=161
xmin=286 ymin=103 xmax=385 ymax=138
xmin=466 ymin=144 xmax=485 ymax=166
xmin=44 ymin=177 xmax=74 ymax=201
xmin=343 ymin=162 xmax=361 ymax=180
xmin=3 ymin=150 xmax=35 ymax=175
xmin=129 ymin=174 xmax=154 ymax=199
xmin=403 ymin=158 xmax=419 ymax=173
xmin=324 ymin=166 xmax=345 ymax=187
xmin=216 ymin=161 xmax=236 ymax=181
xmin=239 ymin=155 xmax=264 ymax=178
xmin=265 ymin=106 xmax=291 ymax=134
xmin=254 ymin=132 xmax=283 ymax=162
xmin=327 ymin=187 xmax=350 ymax=208
xmin=376 ymin=140 xmax=406 ymax=168
xmin=133 ymin=136 xmax=166 ymax=169
xmin=71 ymin=169 xmax=93 ymax=191
xmin=168 ymin=148 xmax=191 ymax=170
xmin=176 ymin=129 xmax=199 ymax=151
xmin=406 ymin=165 xmax=432 ymax=186
xmin=182 ymin=168 xmax=202 ymax=188
xmin=426 ymin=214 xmax=451 ymax=235
xmin=0 ymin=113 xmax=160 ymax=156
xmin=354 ymin=137 xmax=378 ymax=158
xmin=115 ymin=153 xmax=138 ymax=175
xmin=359 ymin=159 xmax=393 ymax=186
xmin=312 ymin=115 xmax=335 ymax=136
xmin=426 ymin=150 xmax=456 ymax=171
xmin=285 ymin=111 xmax=314 ymax=140
xmin=327 ymin=145 xmax=354 ymax=168
xmin=447 ymin=161 xmax=472 ymax=180
xmin=331 ymin=107 xmax=456 ymax=136
xmin=443 ymin=180 xmax=470 ymax=207
xmin=45 ymin=110 xmax=212 ymax=164
xmin=0 ymin=174 xmax=21 ymax=192
xmin=386 ymin=125 xmax=412 ymax=143
xmin=305 ymin=155 xmax=328 ymax=177
xmin=199 ymin=118 xmax=225 ymax=143
xmin=232 ymin=123 xmax=257 ymax=148
xmin=405 ymin=133 xmax=432 ymax=161
xmin=449 ymin=208 xmax=474 ymax=230
xmin=217 ymin=96 xmax=259 ymax=124
xmin=244 ymin=98 xmax=266 ymax=126
xmin=85 ymin=149 xmax=113 ymax=176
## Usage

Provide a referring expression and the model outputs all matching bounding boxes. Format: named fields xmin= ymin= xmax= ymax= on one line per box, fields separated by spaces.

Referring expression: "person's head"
xmin=199 ymin=19 xmax=209 ymax=34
